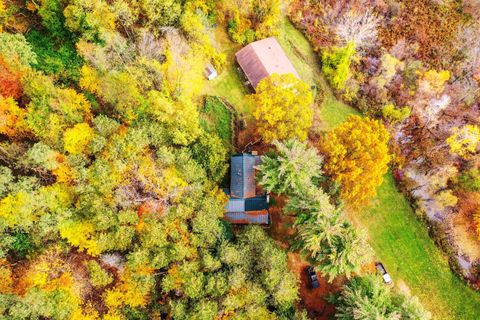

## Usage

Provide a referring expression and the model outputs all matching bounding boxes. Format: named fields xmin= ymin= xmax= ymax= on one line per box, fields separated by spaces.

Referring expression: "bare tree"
xmin=335 ymin=8 xmax=379 ymax=53
xmin=136 ymin=30 xmax=165 ymax=62
xmin=457 ymin=23 xmax=480 ymax=82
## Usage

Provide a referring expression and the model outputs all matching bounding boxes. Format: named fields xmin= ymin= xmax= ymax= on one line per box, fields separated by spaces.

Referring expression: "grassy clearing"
xmin=202 ymin=29 xmax=252 ymax=116
xmin=207 ymin=16 xmax=480 ymax=319
xmin=350 ymin=175 xmax=480 ymax=319
xmin=200 ymin=96 xmax=233 ymax=149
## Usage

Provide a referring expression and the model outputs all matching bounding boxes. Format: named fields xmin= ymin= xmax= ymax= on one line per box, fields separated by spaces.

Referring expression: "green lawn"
xmin=355 ymin=175 xmax=480 ymax=319
xmin=207 ymin=17 xmax=480 ymax=320
xmin=201 ymin=96 xmax=233 ymax=150
xmin=202 ymin=29 xmax=251 ymax=117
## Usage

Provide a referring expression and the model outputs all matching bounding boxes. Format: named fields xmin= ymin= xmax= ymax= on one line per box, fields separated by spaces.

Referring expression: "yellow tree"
xmin=249 ymin=73 xmax=313 ymax=143
xmin=419 ymin=69 xmax=450 ymax=94
xmin=319 ymin=115 xmax=390 ymax=208
xmin=63 ymin=122 xmax=94 ymax=154
xmin=446 ymin=124 xmax=480 ymax=159
xmin=0 ymin=96 xmax=28 ymax=138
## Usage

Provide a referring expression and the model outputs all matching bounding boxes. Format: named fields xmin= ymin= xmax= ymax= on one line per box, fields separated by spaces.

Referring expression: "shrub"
xmin=321 ymin=42 xmax=356 ymax=90
xmin=86 ymin=260 xmax=113 ymax=288
xmin=10 ymin=230 xmax=35 ymax=258
xmin=382 ymin=104 xmax=411 ymax=123
xmin=458 ymin=168 xmax=480 ymax=192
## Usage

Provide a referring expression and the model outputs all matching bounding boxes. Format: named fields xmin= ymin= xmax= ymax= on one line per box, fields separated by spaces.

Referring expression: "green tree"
xmin=334 ymin=275 xmax=431 ymax=320
xmin=140 ymin=0 xmax=182 ymax=29
xmin=86 ymin=260 xmax=113 ymax=288
xmin=293 ymin=211 xmax=372 ymax=282
xmin=34 ymin=0 xmax=66 ymax=37
xmin=190 ymin=131 xmax=228 ymax=183
xmin=0 ymin=33 xmax=37 ymax=68
xmin=257 ymin=139 xmax=323 ymax=195
xmin=321 ymin=42 xmax=355 ymax=90
xmin=63 ymin=0 xmax=116 ymax=41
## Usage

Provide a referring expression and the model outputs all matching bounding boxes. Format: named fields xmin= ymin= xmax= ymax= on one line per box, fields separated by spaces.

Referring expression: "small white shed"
xmin=205 ymin=63 xmax=218 ymax=80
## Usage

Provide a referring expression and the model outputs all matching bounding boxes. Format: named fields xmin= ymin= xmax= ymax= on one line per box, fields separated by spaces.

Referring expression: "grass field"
xmin=207 ymin=17 xmax=480 ymax=319
xmin=354 ymin=175 xmax=480 ymax=319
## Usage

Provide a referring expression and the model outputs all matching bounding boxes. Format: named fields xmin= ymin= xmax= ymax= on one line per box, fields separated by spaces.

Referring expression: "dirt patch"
xmin=396 ymin=279 xmax=412 ymax=296
xmin=268 ymin=196 xmax=295 ymax=247
xmin=266 ymin=195 xmax=341 ymax=319
xmin=288 ymin=253 xmax=339 ymax=319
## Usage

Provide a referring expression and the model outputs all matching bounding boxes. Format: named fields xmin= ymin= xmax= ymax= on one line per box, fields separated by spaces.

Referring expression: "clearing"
xmin=206 ymin=16 xmax=480 ymax=320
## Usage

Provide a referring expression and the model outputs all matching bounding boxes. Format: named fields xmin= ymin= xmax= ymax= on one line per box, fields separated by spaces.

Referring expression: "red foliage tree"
xmin=0 ymin=58 xmax=22 ymax=99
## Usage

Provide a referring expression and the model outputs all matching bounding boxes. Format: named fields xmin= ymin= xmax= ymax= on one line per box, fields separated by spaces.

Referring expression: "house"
xmin=235 ymin=37 xmax=300 ymax=90
xmin=204 ymin=63 xmax=218 ymax=80
xmin=224 ymin=153 xmax=269 ymax=225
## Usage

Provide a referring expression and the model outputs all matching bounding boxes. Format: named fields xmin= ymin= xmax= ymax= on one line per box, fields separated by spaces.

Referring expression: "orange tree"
xmin=249 ymin=73 xmax=313 ymax=143
xmin=318 ymin=115 xmax=390 ymax=208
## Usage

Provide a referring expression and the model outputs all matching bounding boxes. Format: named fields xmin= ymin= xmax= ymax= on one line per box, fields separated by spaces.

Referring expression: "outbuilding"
xmin=204 ymin=63 xmax=218 ymax=80
xmin=235 ymin=37 xmax=300 ymax=90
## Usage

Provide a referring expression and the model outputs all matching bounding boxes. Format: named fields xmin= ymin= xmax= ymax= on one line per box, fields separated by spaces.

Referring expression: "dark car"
xmin=375 ymin=262 xmax=393 ymax=284
xmin=306 ymin=266 xmax=320 ymax=289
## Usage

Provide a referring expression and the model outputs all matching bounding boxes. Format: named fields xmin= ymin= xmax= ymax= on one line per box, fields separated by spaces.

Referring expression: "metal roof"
xmin=230 ymin=153 xmax=257 ymax=199
xmin=245 ymin=195 xmax=268 ymax=211
xmin=235 ymin=37 xmax=300 ymax=88
xmin=224 ymin=154 xmax=269 ymax=225
xmin=224 ymin=194 xmax=268 ymax=213
xmin=225 ymin=198 xmax=245 ymax=212
xmin=224 ymin=211 xmax=269 ymax=225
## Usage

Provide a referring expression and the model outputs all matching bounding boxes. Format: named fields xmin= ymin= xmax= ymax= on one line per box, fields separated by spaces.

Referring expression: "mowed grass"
xmin=207 ymin=16 xmax=480 ymax=319
xmin=202 ymin=28 xmax=252 ymax=116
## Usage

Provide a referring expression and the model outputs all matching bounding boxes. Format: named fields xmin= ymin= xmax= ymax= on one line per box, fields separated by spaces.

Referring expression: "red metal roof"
xmin=224 ymin=210 xmax=269 ymax=225
xmin=235 ymin=37 xmax=300 ymax=88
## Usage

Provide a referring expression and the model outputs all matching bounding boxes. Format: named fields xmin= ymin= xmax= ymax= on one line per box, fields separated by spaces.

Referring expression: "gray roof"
xmin=224 ymin=211 xmax=269 ymax=225
xmin=225 ymin=198 xmax=245 ymax=212
xmin=224 ymin=154 xmax=269 ymax=225
xmin=225 ymin=194 xmax=268 ymax=213
xmin=230 ymin=154 xmax=257 ymax=198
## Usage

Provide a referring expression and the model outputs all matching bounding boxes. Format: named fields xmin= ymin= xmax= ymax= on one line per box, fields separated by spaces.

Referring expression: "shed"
xmin=235 ymin=37 xmax=300 ymax=89
xmin=204 ymin=63 xmax=218 ymax=80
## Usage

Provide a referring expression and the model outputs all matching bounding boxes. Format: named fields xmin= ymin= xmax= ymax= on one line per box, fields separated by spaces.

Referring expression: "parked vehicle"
xmin=306 ymin=266 xmax=320 ymax=289
xmin=375 ymin=262 xmax=393 ymax=284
